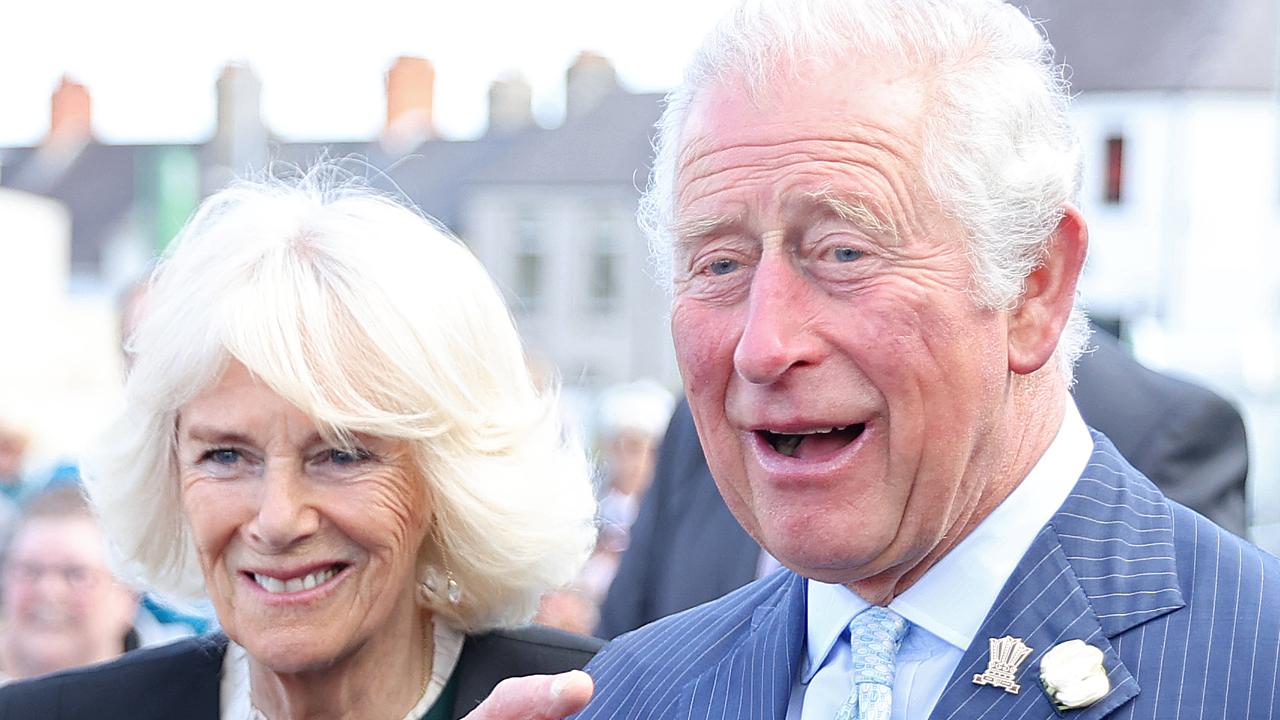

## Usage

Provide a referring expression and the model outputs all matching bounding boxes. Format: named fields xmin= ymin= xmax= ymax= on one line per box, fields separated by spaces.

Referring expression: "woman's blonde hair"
xmin=84 ymin=167 xmax=597 ymax=631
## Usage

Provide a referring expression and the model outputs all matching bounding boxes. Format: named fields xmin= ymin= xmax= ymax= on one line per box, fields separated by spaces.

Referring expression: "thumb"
xmin=463 ymin=670 xmax=594 ymax=720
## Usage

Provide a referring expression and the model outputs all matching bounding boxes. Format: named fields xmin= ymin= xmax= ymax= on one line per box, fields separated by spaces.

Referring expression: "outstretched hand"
xmin=462 ymin=670 xmax=594 ymax=720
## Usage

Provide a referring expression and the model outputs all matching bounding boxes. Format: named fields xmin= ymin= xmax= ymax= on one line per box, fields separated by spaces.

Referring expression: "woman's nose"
xmin=247 ymin=461 xmax=320 ymax=551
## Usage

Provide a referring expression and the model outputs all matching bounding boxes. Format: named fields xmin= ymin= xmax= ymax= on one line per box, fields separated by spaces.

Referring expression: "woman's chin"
xmin=245 ymin=639 xmax=346 ymax=676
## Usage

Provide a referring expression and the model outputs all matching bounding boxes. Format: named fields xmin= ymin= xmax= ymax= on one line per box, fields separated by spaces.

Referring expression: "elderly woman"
xmin=0 ymin=172 xmax=599 ymax=719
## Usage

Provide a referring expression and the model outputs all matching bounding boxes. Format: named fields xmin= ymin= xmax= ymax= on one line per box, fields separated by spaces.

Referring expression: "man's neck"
xmin=850 ymin=375 xmax=1068 ymax=605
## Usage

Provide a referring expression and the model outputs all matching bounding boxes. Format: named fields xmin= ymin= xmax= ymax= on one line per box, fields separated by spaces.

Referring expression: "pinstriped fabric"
xmin=929 ymin=433 xmax=1280 ymax=719
xmin=575 ymin=432 xmax=1280 ymax=719
xmin=577 ymin=569 xmax=804 ymax=720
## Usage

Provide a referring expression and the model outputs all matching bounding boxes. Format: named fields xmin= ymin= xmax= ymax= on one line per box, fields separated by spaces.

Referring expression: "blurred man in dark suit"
xmin=598 ymin=326 xmax=1249 ymax=638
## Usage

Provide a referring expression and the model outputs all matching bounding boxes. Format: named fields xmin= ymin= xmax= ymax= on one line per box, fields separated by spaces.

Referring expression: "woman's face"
xmin=176 ymin=361 xmax=431 ymax=673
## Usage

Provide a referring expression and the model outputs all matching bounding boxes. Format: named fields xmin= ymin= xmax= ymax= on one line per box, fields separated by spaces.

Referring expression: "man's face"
xmin=670 ymin=64 xmax=1016 ymax=592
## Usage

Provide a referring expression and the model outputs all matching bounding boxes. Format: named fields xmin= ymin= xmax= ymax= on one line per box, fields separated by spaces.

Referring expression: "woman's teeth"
xmin=253 ymin=566 xmax=338 ymax=594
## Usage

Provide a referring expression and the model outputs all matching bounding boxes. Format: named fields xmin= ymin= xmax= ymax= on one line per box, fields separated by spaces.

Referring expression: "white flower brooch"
xmin=1039 ymin=639 xmax=1110 ymax=711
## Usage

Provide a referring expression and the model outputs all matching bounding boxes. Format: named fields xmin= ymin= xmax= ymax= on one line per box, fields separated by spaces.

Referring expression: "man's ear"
xmin=1008 ymin=204 xmax=1088 ymax=375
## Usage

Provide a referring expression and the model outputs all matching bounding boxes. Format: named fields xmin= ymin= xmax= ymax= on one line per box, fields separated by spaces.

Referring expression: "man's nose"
xmin=248 ymin=462 xmax=320 ymax=551
xmin=733 ymin=254 xmax=823 ymax=384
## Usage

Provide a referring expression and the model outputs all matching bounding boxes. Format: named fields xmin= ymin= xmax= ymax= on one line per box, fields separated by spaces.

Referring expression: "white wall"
xmin=0 ymin=189 xmax=124 ymax=469
xmin=459 ymin=185 xmax=678 ymax=391
xmin=1072 ymin=91 xmax=1280 ymax=550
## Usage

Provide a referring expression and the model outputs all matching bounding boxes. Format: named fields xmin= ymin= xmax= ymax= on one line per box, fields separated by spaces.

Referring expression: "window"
xmin=514 ymin=213 xmax=542 ymax=311
xmin=588 ymin=217 xmax=619 ymax=314
xmin=1104 ymin=135 xmax=1125 ymax=204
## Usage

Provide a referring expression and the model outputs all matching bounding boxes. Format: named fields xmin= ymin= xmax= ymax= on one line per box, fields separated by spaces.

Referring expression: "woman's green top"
xmin=420 ymin=669 xmax=461 ymax=720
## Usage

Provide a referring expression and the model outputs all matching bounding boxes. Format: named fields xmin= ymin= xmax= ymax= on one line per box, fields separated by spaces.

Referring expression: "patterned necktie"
xmin=835 ymin=606 xmax=909 ymax=720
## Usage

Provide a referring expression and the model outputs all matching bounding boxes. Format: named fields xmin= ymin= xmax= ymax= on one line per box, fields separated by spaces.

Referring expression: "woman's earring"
xmin=419 ymin=565 xmax=462 ymax=605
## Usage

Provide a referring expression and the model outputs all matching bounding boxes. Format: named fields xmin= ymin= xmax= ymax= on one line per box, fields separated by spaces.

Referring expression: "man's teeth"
xmin=769 ymin=426 xmax=851 ymax=457
xmin=253 ymin=566 xmax=338 ymax=594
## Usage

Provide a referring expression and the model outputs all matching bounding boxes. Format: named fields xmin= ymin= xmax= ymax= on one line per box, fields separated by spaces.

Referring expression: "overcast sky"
xmin=0 ymin=0 xmax=736 ymax=146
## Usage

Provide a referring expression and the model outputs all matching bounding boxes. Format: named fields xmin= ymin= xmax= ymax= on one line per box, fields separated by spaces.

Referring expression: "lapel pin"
xmin=973 ymin=635 xmax=1034 ymax=694
xmin=1039 ymin=639 xmax=1110 ymax=711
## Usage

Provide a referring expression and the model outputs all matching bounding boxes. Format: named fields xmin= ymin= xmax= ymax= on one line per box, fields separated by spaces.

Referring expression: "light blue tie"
xmin=835 ymin=606 xmax=909 ymax=720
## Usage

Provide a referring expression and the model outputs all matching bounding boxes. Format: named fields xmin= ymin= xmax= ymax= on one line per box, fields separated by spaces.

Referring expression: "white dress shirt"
xmin=787 ymin=398 xmax=1093 ymax=720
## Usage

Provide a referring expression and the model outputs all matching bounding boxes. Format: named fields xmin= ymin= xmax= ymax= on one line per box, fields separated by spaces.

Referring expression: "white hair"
xmin=640 ymin=0 xmax=1089 ymax=378
xmin=84 ymin=167 xmax=597 ymax=632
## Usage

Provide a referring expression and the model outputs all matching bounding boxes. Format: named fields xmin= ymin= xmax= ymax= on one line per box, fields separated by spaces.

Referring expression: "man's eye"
xmin=708 ymin=258 xmax=740 ymax=275
xmin=833 ymin=247 xmax=864 ymax=262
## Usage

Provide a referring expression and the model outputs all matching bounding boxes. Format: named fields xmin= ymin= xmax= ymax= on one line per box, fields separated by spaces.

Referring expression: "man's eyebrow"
xmin=670 ymin=211 xmax=742 ymax=241
xmin=804 ymin=189 xmax=898 ymax=239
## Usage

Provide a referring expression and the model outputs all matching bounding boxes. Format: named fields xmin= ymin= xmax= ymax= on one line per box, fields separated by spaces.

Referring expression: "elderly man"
xmin=467 ymin=1 xmax=1280 ymax=718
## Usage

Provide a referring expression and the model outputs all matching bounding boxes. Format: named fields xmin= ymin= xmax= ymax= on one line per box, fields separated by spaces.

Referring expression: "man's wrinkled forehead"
xmin=668 ymin=67 xmax=929 ymax=234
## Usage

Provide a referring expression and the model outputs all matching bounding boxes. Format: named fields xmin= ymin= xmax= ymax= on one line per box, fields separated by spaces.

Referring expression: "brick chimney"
xmin=487 ymin=72 xmax=533 ymax=136
xmin=48 ymin=76 xmax=92 ymax=143
xmin=384 ymin=56 xmax=434 ymax=148
xmin=565 ymin=52 xmax=617 ymax=121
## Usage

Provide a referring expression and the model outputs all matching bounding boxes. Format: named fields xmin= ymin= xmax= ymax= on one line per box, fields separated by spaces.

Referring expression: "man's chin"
xmin=763 ymin=543 xmax=887 ymax=586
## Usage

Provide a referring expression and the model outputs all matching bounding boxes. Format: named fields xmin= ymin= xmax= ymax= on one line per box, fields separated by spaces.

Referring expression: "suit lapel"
xmin=672 ymin=571 xmax=806 ymax=720
xmin=930 ymin=433 xmax=1183 ymax=720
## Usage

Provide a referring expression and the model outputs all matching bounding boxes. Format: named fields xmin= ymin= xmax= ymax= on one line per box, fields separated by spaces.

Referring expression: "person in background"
xmin=587 ymin=381 xmax=673 ymax=587
xmin=0 ymin=424 xmax=26 ymax=502
xmin=0 ymin=423 xmax=28 ymax=553
xmin=1072 ymin=326 xmax=1249 ymax=535
xmin=535 ymin=380 xmax=673 ymax=636
xmin=0 ymin=487 xmax=138 ymax=683
xmin=0 ymin=170 xmax=600 ymax=719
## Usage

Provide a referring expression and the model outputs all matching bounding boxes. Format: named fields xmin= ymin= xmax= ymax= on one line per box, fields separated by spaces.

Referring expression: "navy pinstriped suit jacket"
xmin=577 ymin=433 xmax=1280 ymax=719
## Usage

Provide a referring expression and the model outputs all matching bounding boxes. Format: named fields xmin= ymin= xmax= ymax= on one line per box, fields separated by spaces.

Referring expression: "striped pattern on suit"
xmin=576 ymin=433 xmax=1280 ymax=719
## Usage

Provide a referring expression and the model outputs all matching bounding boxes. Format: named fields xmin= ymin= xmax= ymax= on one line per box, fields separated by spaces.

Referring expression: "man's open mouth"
xmin=759 ymin=424 xmax=866 ymax=459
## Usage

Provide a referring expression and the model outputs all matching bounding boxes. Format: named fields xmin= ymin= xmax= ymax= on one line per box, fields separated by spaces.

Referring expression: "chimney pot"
xmin=385 ymin=56 xmax=435 ymax=148
xmin=488 ymin=72 xmax=534 ymax=136
xmin=48 ymin=76 xmax=93 ymax=143
xmin=565 ymin=51 xmax=617 ymax=121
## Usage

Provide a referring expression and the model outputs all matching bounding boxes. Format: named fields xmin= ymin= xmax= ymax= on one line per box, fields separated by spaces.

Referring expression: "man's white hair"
xmin=640 ymin=0 xmax=1089 ymax=378
xmin=85 ymin=167 xmax=597 ymax=632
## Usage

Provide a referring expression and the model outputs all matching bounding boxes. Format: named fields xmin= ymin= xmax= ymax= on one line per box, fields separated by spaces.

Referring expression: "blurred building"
xmin=4 ymin=7 xmax=1280 ymax=548
xmin=0 ymin=54 xmax=675 ymax=394
xmin=1022 ymin=0 xmax=1280 ymax=550
xmin=0 ymin=183 xmax=123 ymax=463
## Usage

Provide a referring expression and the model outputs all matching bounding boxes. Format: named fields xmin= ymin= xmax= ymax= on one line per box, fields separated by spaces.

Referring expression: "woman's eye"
xmin=707 ymin=258 xmax=739 ymax=276
xmin=833 ymin=247 xmax=864 ymax=262
xmin=203 ymin=448 xmax=241 ymax=465
xmin=327 ymin=448 xmax=371 ymax=465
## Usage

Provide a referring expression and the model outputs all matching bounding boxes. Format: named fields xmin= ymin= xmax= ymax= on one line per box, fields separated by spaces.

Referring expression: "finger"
xmin=463 ymin=670 xmax=594 ymax=720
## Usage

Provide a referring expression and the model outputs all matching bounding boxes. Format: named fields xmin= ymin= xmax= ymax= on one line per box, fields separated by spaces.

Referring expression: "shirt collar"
xmin=802 ymin=397 xmax=1093 ymax=680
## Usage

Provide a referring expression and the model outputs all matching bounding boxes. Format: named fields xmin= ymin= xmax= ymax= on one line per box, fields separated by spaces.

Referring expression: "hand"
xmin=463 ymin=670 xmax=594 ymax=720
